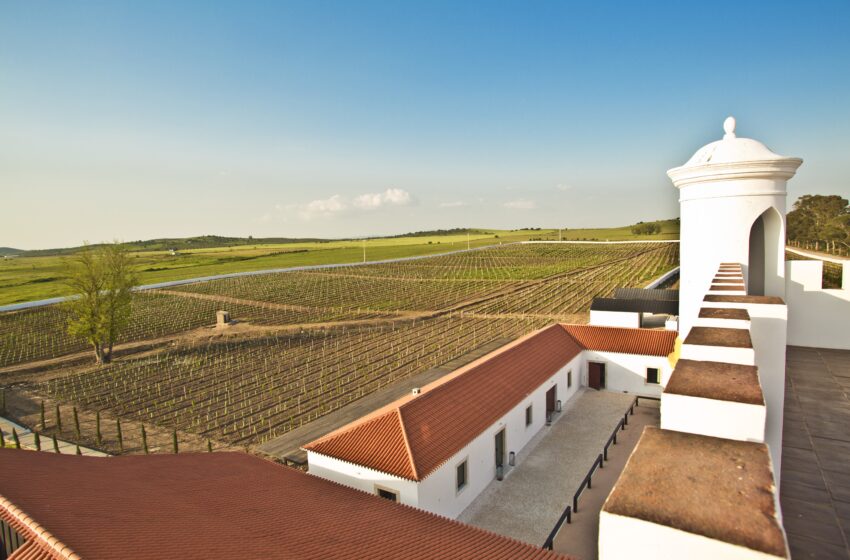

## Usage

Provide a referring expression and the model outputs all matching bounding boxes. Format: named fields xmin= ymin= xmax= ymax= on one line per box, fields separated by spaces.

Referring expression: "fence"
xmin=542 ymin=395 xmax=660 ymax=550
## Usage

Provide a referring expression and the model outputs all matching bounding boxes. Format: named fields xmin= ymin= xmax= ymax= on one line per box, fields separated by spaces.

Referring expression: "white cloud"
xmin=556 ymin=183 xmax=573 ymax=191
xmin=299 ymin=194 xmax=347 ymax=220
xmin=439 ymin=201 xmax=467 ymax=208
xmin=353 ymin=188 xmax=412 ymax=210
xmin=503 ymin=199 xmax=537 ymax=210
xmin=282 ymin=189 xmax=414 ymax=221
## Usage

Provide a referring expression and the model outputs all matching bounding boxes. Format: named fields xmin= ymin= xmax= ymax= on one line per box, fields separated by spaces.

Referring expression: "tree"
xmin=64 ymin=242 xmax=138 ymax=364
xmin=631 ymin=222 xmax=661 ymax=235
xmin=787 ymin=195 xmax=850 ymax=249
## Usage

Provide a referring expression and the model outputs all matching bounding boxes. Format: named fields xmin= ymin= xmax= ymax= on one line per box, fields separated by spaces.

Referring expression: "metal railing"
xmin=543 ymin=395 xmax=660 ymax=550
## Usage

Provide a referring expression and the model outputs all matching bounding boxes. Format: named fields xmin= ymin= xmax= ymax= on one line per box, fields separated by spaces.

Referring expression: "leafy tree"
xmin=64 ymin=242 xmax=138 ymax=364
xmin=631 ymin=222 xmax=661 ymax=235
xmin=787 ymin=195 xmax=850 ymax=249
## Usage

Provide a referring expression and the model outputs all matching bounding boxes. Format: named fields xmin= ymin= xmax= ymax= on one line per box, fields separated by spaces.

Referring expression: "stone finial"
xmin=723 ymin=116 xmax=736 ymax=139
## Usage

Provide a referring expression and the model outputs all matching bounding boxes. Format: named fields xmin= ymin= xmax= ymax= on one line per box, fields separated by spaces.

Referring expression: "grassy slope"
xmin=0 ymin=220 xmax=679 ymax=305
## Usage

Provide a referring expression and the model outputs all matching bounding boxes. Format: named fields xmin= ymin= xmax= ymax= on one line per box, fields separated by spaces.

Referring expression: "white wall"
xmin=680 ymin=343 xmax=755 ymax=366
xmin=307 ymin=451 xmax=420 ymax=506
xmin=699 ymin=300 xmax=788 ymax=484
xmin=582 ymin=351 xmax=672 ymax=397
xmin=786 ymin=260 xmax=850 ymax=350
xmin=417 ymin=354 xmax=582 ymax=518
xmin=661 ymin=393 xmax=766 ymax=443
xmin=677 ymin=179 xmax=787 ymax=337
xmin=590 ymin=310 xmax=640 ymax=328
xmin=599 ymin=512 xmax=785 ymax=560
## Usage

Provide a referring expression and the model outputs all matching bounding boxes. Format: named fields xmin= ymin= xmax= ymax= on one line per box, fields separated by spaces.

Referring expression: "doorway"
xmin=589 ymin=362 xmax=606 ymax=390
xmin=546 ymin=385 xmax=557 ymax=418
xmin=494 ymin=429 xmax=505 ymax=469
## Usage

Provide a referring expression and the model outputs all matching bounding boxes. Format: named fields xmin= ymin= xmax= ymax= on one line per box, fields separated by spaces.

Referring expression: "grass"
xmin=0 ymin=220 xmax=679 ymax=306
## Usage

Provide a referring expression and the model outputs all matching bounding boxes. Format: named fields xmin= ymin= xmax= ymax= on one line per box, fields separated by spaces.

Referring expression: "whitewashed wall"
xmin=661 ymin=393 xmax=766 ymax=443
xmin=701 ymin=300 xmax=788 ymax=484
xmin=582 ymin=351 xmax=672 ymax=397
xmin=786 ymin=260 xmax=850 ymax=350
xmin=307 ymin=451 xmax=419 ymax=505
xmin=678 ymin=184 xmax=786 ymax=337
xmin=600 ymin=512 xmax=785 ymax=560
xmin=589 ymin=310 xmax=640 ymax=328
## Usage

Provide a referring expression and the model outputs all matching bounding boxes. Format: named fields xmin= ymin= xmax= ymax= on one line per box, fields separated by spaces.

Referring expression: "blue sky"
xmin=2 ymin=1 xmax=849 ymax=248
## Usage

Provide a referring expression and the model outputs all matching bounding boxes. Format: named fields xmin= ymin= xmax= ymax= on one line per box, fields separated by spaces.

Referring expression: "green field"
xmin=0 ymin=220 xmax=679 ymax=305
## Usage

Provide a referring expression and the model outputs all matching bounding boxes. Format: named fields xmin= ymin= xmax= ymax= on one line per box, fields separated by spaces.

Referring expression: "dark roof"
xmin=0 ymin=450 xmax=569 ymax=560
xmin=613 ymin=288 xmax=679 ymax=302
xmin=590 ymin=297 xmax=678 ymax=315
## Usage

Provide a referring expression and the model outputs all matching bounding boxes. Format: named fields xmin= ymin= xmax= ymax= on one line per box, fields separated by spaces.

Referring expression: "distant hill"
xmin=18 ymin=236 xmax=328 ymax=257
xmin=14 ymin=219 xmax=679 ymax=257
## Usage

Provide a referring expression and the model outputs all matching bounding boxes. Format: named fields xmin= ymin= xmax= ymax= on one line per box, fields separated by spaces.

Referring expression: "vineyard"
xmin=1 ymin=242 xmax=679 ymax=453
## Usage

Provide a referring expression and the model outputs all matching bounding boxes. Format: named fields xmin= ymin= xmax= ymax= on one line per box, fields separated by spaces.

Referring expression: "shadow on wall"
xmin=786 ymin=261 xmax=850 ymax=350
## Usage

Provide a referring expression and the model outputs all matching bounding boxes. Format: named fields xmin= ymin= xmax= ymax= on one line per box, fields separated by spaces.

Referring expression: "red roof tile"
xmin=560 ymin=324 xmax=677 ymax=356
xmin=306 ymin=324 xmax=677 ymax=481
xmin=0 ymin=450 xmax=569 ymax=560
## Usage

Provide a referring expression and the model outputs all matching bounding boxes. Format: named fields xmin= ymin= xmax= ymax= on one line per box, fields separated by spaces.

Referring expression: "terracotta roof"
xmin=306 ymin=324 xmax=676 ymax=481
xmin=0 ymin=450 xmax=569 ymax=560
xmin=560 ymin=324 xmax=677 ymax=356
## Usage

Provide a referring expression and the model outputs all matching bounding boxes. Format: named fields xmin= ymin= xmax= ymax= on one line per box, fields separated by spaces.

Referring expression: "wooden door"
xmin=589 ymin=362 xmax=605 ymax=390
xmin=546 ymin=386 xmax=556 ymax=415
xmin=494 ymin=429 xmax=505 ymax=468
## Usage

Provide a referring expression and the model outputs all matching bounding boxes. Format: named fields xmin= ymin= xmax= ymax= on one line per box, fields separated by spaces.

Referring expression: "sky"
xmin=2 ymin=1 xmax=849 ymax=249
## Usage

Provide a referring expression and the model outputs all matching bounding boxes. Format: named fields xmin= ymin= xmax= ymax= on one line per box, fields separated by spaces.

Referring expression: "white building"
xmin=304 ymin=323 xmax=676 ymax=519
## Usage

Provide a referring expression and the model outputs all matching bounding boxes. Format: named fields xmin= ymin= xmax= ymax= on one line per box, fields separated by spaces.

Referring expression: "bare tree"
xmin=65 ymin=242 xmax=138 ymax=364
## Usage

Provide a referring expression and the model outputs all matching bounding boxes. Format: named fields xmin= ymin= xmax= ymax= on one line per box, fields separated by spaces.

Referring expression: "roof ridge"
xmin=558 ymin=323 xmax=587 ymax=349
xmin=0 ymin=493 xmax=81 ymax=560
xmin=395 ymin=409 xmax=420 ymax=480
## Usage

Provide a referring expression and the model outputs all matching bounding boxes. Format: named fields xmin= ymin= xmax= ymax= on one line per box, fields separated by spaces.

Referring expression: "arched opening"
xmin=748 ymin=207 xmax=784 ymax=297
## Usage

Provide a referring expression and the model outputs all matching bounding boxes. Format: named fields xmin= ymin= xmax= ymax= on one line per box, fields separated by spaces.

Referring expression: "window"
xmin=456 ymin=460 xmax=468 ymax=492
xmin=568 ymin=370 xmax=572 ymax=388
xmin=376 ymin=487 xmax=399 ymax=502
xmin=525 ymin=404 xmax=533 ymax=426
xmin=647 ymin=367 xmax=660 ymax=384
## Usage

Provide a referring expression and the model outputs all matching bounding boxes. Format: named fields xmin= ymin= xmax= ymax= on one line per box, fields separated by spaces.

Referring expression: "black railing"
xmin=573 ymin=452 xmax=604 ymax=513
xmin=543 ymin=395 xmax=660 ymax=550
xmin=542 ymin=505 xmax=571 ymax=550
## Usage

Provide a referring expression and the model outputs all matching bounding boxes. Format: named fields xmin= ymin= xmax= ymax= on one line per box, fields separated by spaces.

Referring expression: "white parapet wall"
xmin=661 ymin=393 xmax=765 ymax=443
xmin=599 ymin=512 xmax=786 ymax=560
xmin=589 ymin=310 xmax=640 ymax=328
xmin=786 ymin=260 xmax=850 ymax=350
xmin=699 ymin=298 xmax=788 ymax=483
xmin=307 ymin=451 xmax=421 ymax=506
xmin=680 ymin=343 xmax=755 ymax=366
